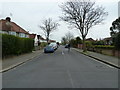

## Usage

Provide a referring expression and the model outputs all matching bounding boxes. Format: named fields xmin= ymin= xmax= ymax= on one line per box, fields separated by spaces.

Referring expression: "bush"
xmin=94 ymin=45 xmax=114 ymax=49
xmin=76 ymin=37 xmax=82 ymax=44
xmin=93 ymin=40 xmax=104 ymax=45
xmin=85 ymin=41 xmax=93 ymax=48
xmin=70 ymin=37 xmax=82 ymax=48
xmin=2 ymin=34 xmax=34 ymax=57
xmin=70 ymin=39 xmax=77 ymax=48
xmin=40 ymin=42 xmax=47 ymax=48
xmin=114 ymin=33 xmax=120 ymax=50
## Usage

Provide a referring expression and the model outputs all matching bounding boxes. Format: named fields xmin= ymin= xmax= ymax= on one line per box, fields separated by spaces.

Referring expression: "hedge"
xmin=40 ymin=42 xmax=47 ymax=48
xmin=2 ymin=34 xmax=34 ymax=57
xmin=114 ymin=33 xmax=120 ymax=50
xmin=94 ymin=45 xmax=114 ymax=49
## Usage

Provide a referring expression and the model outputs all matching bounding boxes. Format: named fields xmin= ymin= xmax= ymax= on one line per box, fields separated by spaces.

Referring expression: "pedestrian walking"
xmin=68 ymin=43 xmax=70 ymax=52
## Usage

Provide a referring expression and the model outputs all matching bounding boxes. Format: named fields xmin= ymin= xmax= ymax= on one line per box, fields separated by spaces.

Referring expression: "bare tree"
xmin=61 ymin=36 xmax=67 ymax=45
xmin=61 ymin=32 xmax=74 ymax=44
xmin=39 ymin=18 xmax=59 ymax=43
xmin=65 ymin=31 xmax=74 ymax=43
xmin=60 ymin=0 xmax=108 ymax=52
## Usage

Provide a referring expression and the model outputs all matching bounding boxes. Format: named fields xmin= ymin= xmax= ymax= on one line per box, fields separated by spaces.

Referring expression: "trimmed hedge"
xmin=2 ymin=34 xmax=34 ymax=57
xmin=94 ymin=45 xmax=114 ymax=49
xmin=40 ymin=42 xmax=47 ymax=48
xmin=114 ymin=33 xmax=120 ymax=50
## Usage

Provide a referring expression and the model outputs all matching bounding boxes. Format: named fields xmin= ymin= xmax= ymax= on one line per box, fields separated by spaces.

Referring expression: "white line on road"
xmin=62 ymin=51 xmax=75 ymax=88
xmin=67 ymin=70 xmax=75 ymax=88
xmin=62 ymin=51 xmax=64 ymax=55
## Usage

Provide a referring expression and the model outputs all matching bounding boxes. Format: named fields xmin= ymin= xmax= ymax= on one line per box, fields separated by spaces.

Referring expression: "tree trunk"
xmin=82 ymin=38 xmax=87 ymax=52
xmin=46 ymin=37 xmax=49 ymax=44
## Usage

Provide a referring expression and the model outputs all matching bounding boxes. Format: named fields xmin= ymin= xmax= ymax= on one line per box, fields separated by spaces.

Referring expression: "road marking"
xmin=62 ymin=51 xmax=75 ymax=88
xmin=62 ymin=51 xmax=64 ymax=55
xmin=67 ymin=70 xmax=75 ymax=88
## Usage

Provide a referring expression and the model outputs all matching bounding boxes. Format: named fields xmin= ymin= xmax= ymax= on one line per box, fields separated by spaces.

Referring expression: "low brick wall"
xmin=77 ymin=44 xmax=120 ymax=58
xmin=113 ymin=50 xmax=120 ymax=58
xmin=92 ymin=48 xmax=120 ymax=58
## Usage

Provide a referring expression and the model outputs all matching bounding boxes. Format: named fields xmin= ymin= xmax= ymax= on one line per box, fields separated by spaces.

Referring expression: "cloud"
xmin=1 ymin=1 xmax=118 ymax=41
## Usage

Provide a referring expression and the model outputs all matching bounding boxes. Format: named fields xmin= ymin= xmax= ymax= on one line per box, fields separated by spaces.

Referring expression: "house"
xmin=29 ymin=33 xmax=56 ymax=47
xmin=86 ymin=38 xmax=95 ymax=42
xmin=37 ymin=35 xmax=47 ymax=43
xmin=103 ymin=37 xmax=113 ymax=45
xmin=29 ymin=34 xmax=47 ymax=46
xmin=0 ymin=17 xmax=29 ymax=38
xmin=29 ymin=34 xmax=38 ymax=46
xmin=49 ymin=40 xmax=56 ymax=43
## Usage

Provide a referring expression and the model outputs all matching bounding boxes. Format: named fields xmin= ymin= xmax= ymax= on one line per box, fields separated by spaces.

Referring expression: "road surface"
xmin=3 ymin=46 xmax=118 ymax=88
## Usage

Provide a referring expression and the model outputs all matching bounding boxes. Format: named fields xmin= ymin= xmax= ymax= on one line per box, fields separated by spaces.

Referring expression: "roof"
xmin=11 ymin=22 xmax=29 ymax=34
xmin=29 ymin=34 xmax=46 ymax=40
xmin=0 ymin=19 xmax=29 ymax=34
xmin=103 ymin=37 xmax=112 ymax=41
xmin=0 ymin=19 xmax=11 ymax=31
xmin=86 ymin=38 xmax=94 ymax=41
xmin=29 ymin=34 xmax=36 ymax=39
xmin=49 ymin=40 xmax=56 ymax=42
xmin=39 ymin=36 xmax=45 ymax=40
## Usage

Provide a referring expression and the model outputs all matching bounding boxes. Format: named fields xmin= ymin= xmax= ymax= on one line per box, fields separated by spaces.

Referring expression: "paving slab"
xmin=73 ymin=48 xmax=120 ymax=69
xmin=0 ymin=50 xmax=43 ymax=72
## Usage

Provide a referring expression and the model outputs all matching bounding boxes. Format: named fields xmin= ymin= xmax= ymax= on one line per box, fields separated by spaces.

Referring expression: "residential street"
xmin=3 ymin=46 xmax=118 ymax=88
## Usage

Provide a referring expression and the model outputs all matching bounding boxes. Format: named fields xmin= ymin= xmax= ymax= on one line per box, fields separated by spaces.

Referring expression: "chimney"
xmin=6 ymin=17 xmax=11 ymax=22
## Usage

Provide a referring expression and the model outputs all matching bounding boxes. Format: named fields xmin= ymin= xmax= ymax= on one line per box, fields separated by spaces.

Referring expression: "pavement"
xmin=2 ymin=46 xmax=118 ymax=88
xmin=73 ymin=48 xmax=120 ymax=69
xmin=0 ymin=50 xmax=43 ymax=73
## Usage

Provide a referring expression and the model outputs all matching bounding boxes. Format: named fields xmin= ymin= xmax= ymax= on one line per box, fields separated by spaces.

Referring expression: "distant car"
xmin=49 ymin=43 xmax=58 ymax=50
xmin=65 ymin=44 xmax=68 ymax=48
xmin=44 ymin=45 xmax=54 ymax=53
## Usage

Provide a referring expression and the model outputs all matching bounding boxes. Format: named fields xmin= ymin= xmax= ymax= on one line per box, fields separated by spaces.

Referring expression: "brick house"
xmin=29 ymin=33 xmax=56 ymax=46
xmin=49 ymin=40 xmax=56 ymax=43
xmin=29 ymin=34 xmax=47 ymax=46
xmin=86 ymin=38 xmax=95 ymax=42
xmin=103 ymin=37 xmax=113 ymax=45
xmin=0 ymin=17 xmax=29 ymax=38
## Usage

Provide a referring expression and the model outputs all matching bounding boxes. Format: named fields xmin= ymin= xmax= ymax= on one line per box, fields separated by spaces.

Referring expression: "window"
xmin=19 ymin=33 xmax=25 ymax=37
xmin=9 ymin=31 xmax=16 ymax=36
xmin=26 ymin=34 xmax=29 ymax=38
xmin=0 ymin=31 xmax=8 ymax=34
xmin=0 ymin=31 xmax=2 ymax=34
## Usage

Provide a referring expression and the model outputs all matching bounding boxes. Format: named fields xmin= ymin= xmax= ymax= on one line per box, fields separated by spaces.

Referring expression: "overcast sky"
xmin=0 ymin=0 xmax=119 ymax=42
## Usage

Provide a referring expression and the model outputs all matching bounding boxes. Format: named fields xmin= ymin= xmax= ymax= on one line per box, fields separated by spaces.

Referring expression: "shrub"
xmin=114 ymin=33 xmax=120 ymax=50
xmin=70 ymin=39 xmax=78 ymax=48
xmin=94 ymin=45 xmax=114 ymax=49
xmin=85 ymin=41 xmax=94 ymax=48
xmin=40 ymin=42 xmax=47 ymax=48
xmin=2 ymin=34 xmax=34 ymax=57
xmin=93 ymin=40 xmax=104 ymax=45
xmin=70 ymin=37 xmax=82 ymax=48
xmin=76 ymin=37 xmax=82 ymax=44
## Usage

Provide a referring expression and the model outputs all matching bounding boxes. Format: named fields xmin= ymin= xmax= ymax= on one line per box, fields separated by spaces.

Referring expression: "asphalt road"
xmin=3 ymin=46 xmax=118 ymax=88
